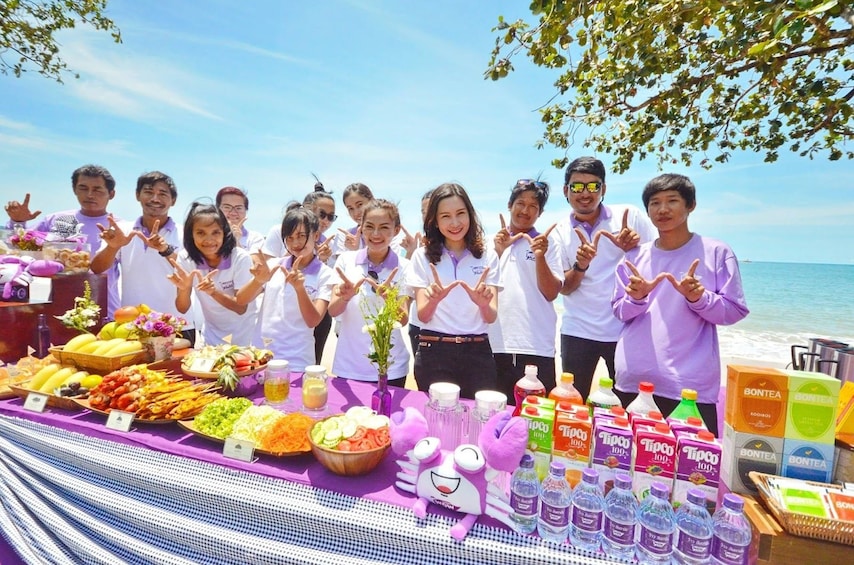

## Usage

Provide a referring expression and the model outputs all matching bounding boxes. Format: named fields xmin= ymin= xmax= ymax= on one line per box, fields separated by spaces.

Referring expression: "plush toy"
xmin=0 ymin=255 xmax=64 ymax=300
xmin=390 ymin=406 xmax=529 ymax=540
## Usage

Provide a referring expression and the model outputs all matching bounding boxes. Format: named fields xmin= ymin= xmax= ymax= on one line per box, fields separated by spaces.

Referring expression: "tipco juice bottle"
xmin=591 ymin=416 xmax=633 ymax=495
xmin=552 ymin=406 xmax=592 ymax=487
xmin=520 ymin=404 xmax=555 ymax=481
xmin=632 ymin=422 xmax=677 ymax=502
xmin=673 ymin=430 xmax=722 ymax=514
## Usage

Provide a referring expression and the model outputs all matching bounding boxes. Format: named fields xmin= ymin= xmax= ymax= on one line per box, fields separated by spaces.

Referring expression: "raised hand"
xmin=4 ymin=193 xmax=41 ymax=223
xmin=282 ymin=254 xmax=306 ymax=288
xmin=339 ymin=227 xmax=361 ymax=251
xmin=624 ymin=260 xmax=669 ymax=301
xmin=195 ymin=269 xmax=220 ymax=296
xmin=135 ymin=219 xmax=168 ymax=252
xmin=365 ymin=267 xmax=399 ymax=298
xmin=424 ymin=264 xmax=460 ymax=304
xmin=494 ymin=213 xmax=529 ymax=256
xmin=334 ymin=266 xmax=367 ymax=301
xmin=228 ymin=217 xmax=246 ymax=245
xmin=599 ymin=209 xmax=641 ymax=252
xmin=574 ymin=227 xmax=603 ymax=270
xmin=665 ymin=258 xmax=704 ymax=303
xmin=459 ymin=266 xmax=494 ymax=307
xmin=529 ymin=223 xmax=557 ymax=259
xmin=249 ymin=250 xmax=279 ymax=284
xmin=97 ymin=215 xmax=138 ymax=249
xmin=166 ymin=258 xmax=200 ymax=291
xmin=316 ymin=239 xmax=332 ymax=263
xmin=399 ymin=226 xmax=417 ymax=257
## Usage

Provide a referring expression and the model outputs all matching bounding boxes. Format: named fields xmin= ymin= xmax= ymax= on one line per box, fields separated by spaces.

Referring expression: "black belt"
xmin=419 ymin=333 xmax=487 ymax=344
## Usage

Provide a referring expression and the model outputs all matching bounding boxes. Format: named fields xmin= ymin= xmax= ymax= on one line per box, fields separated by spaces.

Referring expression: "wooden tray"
xmin=72 ymin=398 xmax=181 ymax=425
xmin=49 ymin=346 xmax=147 ymax=374
xmin=8 ymin=382 xmax=85 ymax=411
xmin=181 ymin=364 xmax=267 ymax=380
xmin=178 ymin=418 xmax=311 ymax=457
xmin=750 ymin=471 xmax=854 ymax=546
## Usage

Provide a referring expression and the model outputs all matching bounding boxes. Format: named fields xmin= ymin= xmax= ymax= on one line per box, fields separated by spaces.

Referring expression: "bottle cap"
xmin=639 ymin=381 xmax=655 ymax=393
xmin=549 ymin=461 xmax=566 ymax=476
xmin=614 ymin=416 xmax=629 ymax=427
xmin=267 ymin=359 xmax=289 ymax=370
xmin=429 ymin=382 xmax=461 ymax=406
xmin=519 ymin=453 xmax=534 ymax=468
xmin=648 ymin=411 xmax=663 ymax=420
xmin=614 ymin=473 xmax=632 ymax=491
xmin=582 ymin=468 xmax=598 ymax=485
xmin=686 ymin=489 xmax=707 ymax=507
xmin=525 ymin=394 xmax=543 ymax=404
xmin=598 ymin=377 xmax=613 ymax=388
xmin=681 ymin=388 xmax=698 ymax=401
xmin=304 ymin=364 xmax=326 ymax=376
xmin=654 ymin=422 xmax=671 ymax=434
xmin=650 ymin=482 xmax=670 ymax=500
xmin=573 ymin=410 xmax=589 ymax=421
xmin=610 ymin=406 xmax=626 ymax=416
xmin=474 ymin=390 xmax=507 ymax=412
xmin=698 ymin=430 xmax=715 ymax=442
xmin=524 ymin=364 xmax=538 ymax=377
xmin=523 ymin=405 xmax=539 ymax=416
xmin=560 ymin=372 xmax=575 ymax=384
xmin=687 ymin=416 xmax=704 ymax=426
xmin=722 ymin=493 xmax=744 ymax=512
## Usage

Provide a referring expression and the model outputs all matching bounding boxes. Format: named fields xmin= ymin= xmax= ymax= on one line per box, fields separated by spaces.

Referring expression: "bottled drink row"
xmin=510 ymin=461 xmax=751 ymax=565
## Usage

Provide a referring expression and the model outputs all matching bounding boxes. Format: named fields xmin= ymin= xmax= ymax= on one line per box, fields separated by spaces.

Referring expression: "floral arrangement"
xmin=361 ymin=284 xmax=406 ymax=375
xmin=129 ymin=310 xmax=186 ymax=339
xmin=55 ymin=281 xmax=101 ymax=333
xmin=9 ymin=227 xmax=47 ymax=252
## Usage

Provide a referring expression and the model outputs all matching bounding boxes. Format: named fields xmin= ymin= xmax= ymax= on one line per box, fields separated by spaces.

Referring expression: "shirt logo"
xmin=525 ymin=250 xmax=535 ymax=261
xmin=471 ymin=265 xmax=485 ymax=276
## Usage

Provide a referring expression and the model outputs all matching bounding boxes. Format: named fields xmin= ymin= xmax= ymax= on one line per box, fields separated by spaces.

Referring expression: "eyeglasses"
xmin=220 ymin=204 xmax=246 ymax=214
xmin=367 ymin=269 xmax=379 ymax=294
xmin=317 ymin=210 xmax=338 ymax=222
xmin=516 ymin=179 xmax=547 ymax=190
xmin=567 ymin=181 xmax=603 ymax=194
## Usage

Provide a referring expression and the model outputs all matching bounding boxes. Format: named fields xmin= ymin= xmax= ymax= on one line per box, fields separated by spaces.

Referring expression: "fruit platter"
xmin=74 ymin=364 xmax=222 ymax=423
xmin=181 ymin=345 xmax=273 ymax=391
xmin=0 ymin=355 xmax=51 ymax=400
xmin=178 ymin=397 xmax=316 ymax=456
xmin=9 ymin=361 xmax=105 ymax=411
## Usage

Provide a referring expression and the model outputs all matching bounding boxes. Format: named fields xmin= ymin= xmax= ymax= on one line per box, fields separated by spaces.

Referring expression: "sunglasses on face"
xmin=516 ymin=179 xmax=547 ymax=190
xmin=317 ymin=210 xmax=338 ymax=222
xmin=567 ymin=181 xmax=603 ymax=194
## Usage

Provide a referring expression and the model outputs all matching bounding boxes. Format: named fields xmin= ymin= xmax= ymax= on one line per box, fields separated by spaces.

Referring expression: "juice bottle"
xmin=587 ymin=377 xmax=622 ymax=416
xmin=549 ymin=372 xmax=584 ymax=405
xmin=512 ymin=364 xmax=546 ymax=416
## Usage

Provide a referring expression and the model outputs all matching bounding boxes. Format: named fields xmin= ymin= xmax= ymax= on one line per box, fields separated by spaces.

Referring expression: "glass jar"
xmin=262 ymin=359 xmax=290 ymax=406
xmin=467 ymin=390 xmax=507 ymax=444
xmin=301 ymin=364 xmax=328 ymax=412
xmin=424 ymin=382 xmax=468 ymax=451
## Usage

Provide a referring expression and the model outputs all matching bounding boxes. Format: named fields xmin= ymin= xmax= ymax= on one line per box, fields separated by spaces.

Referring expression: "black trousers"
xmin=313 ymin=311 xmax=332 ymax=364
xmin=414 ymin=332 xmax=496 ymax=400
xmin=494 ymin=353 xmax=557 ymax=406
xmin=560 ymin=334 xmax=616 ymax=402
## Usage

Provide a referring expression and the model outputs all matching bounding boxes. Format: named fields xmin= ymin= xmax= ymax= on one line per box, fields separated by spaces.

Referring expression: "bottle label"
xmin=540 ymin=502 xmax=569 ymax=528
xmin=510 ymin=492 xmax=537 ymax=517
xmin=604 ymin=516 xmax=634 ymax=545
xmin=676 ymin=530 xmax=711 ymax=559
xmin=639 ymin=525 xmax=673 ymax=555
xmin=711 ymin=537 xmax=748 ymax=565
xmin=571 ymin=506 xmax=603 ymax=532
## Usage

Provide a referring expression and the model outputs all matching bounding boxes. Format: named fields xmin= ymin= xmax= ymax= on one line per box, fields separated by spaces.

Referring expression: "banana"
xmin=36 ymin=367 xmax=75 ymax=393
xmin=104 ymin=340 xmax=144 ymax=356
xmin=91 ymin=338 xmax=127 ymax=356
xmin=61 ymin=370 xmax=89 ymax=387
xmin=28 ymin=363 xmax=63 ymax=391
xmin=63 ymin=333 xmax=98 ymax=353
xmin=78 ymin=340 xmax=104 ymax=354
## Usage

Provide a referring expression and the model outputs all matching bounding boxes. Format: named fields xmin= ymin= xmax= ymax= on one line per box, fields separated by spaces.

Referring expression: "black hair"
xmin=72 ymin=164 xmax=116 ymax=192
xmin=641 ymin=173 xmax=697 ymax=209
xmin=564 ymin=156 xmax=606 ymax=184
xmin=423 ymin=183 xmax=485 ymax=264
xmin=280 ymin=202 xmax=320 ymax=249
xmin=136 ymin=171 xmax=177 ymax=198
xmin=508 ymin=179 xmax=550 ymax=211
xmin=182 ymin=202 xmax=236 ymax=264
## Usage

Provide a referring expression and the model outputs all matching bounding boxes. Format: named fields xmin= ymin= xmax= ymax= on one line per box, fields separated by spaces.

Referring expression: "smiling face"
xmin=191 ymin=215 xmax=224 ymax=263
xmin=218 ymin=193 xmax=247 ymax=224
xmin=436 ymin=195 xmax=470 ymax=252
xmin=344 ymin=193 xmax=369 ymax=224
xmin=509 ymin=190 xmax=541 ymax=233
xmin=564 ymin=172 xmax=605 ymax=221
xmin=647 ymin=189 xmax=693 ymax=235
xmin=137 ymin=180 xmax=176 ymax=221
xmin=361 ymin=206 xmax=399 ymax=256
xmin=74 ymin=174 xmax=114 ymax=217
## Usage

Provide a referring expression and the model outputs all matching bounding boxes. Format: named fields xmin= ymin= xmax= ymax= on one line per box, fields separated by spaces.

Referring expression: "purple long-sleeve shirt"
xmin=611 ymin=234 xmax=749 ymax=403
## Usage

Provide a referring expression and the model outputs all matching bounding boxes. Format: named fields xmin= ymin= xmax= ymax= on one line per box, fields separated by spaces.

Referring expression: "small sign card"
xmin=223 ymin=437 xmax=256 ymax=463
xmin=106 ymin=410 xmax=135 ymax=432
xmin=188 ymin=357 xmax=216 ymax=373
xmin=23 ymin=392 xmax=48 ymax=413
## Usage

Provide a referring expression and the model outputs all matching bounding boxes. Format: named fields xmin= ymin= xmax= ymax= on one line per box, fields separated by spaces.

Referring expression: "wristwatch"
xmin=572 ymin=261 xmax=589 ymax=273
xmin=159 ymin=244 xmax=177 ymax=257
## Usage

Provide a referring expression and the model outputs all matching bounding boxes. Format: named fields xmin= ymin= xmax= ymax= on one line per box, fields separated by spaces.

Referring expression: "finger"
xmin=335 ymin=266 xmax=353 ymax=286
xmin=191 ymin=269 xmax=202 ymax=282
xmin=621 ymin=208 xmax=629 ymax=231
xmin=382 ymin=267 xmax=399 ymax=286
xmin=337 ymin=228 xmax=350 ymax=237
xmin=292 ymin=254 xmax=304 ymax=271
xmin=237 ymin=218 xmax=246 ymax=229
xmin=108 ymin=215 xmax=121 ymax=229
xmin=542 ymin=223 xmax=557 ymax=239
xmin=499 ymin=213 xmax=506 ymax=230
xmin=592 ymin=230 xmax=603 ymax=248
xmin=205 ymin=269 xmax=219 ymax=280
xmin=150 ymin=219 xmax=161 ymax=236
xmin=625 ymin=260 xmax=641 ymax=278
xmin=429 ymin=263 xmax=443 ymax=286
xmin=167 ymin=257 xmax=182 ymax=272
xmin=22 ymin=193 xmax=31 ymax=208
xmin=686 ymin=258 xmax=700 ymax=279
xmin=475 ymin=266 xmax=489 ymax=288
xmin=400 ymin=225 xmax=411 ymax=238
xmin=29 ymin=210 xmax=42 ymax=220
xmin=317 ymin=240 xmax=331 ymax=252
xmin=573 ymin=227 xmax=589 ymax=245
xmin=354 ymin=226 xmax=361 ymax=239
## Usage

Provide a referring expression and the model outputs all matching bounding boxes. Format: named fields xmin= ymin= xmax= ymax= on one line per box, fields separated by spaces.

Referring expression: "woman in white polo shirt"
xmin=236 ymin=204 xmax=336 ymax=371
xmin=406 ymin=183 xmax=501 ymax=399
xmin=168 ymin=202 xmax=257 ymax=347
xmin=328 ymin=199 xmax=411 ymax=387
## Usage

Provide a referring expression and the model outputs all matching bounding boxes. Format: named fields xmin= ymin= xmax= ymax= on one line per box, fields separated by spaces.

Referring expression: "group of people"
xmin=5 ymin=158 xmax=749 ymax=435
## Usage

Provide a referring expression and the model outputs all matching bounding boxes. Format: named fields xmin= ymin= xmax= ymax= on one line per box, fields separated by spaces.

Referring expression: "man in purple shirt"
xmin=611 ymin=173 xmax=749 ymax=435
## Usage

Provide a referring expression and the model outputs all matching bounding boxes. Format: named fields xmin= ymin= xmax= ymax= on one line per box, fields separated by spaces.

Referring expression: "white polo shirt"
xmin=107 ymin=216 xmax=186 ymax=324
xmin=238 ymin=227 xmax=266 ymax=253
xmin=406 ymin=246 xmax=501 ymax=335
xmin=554 ymin=204 xmax=656 ymax=341
xmin=331 ymin=249 xmax=412 ymax=381
xmin=253 ymin=255 xmax=335 ymax=371
xmin=176 ymin=247 xmax=257 ymax=346
xmin=488 ymin=228 xmax=563 ymax=357
xmin=261 ymin=223 xmax=284 ymax=257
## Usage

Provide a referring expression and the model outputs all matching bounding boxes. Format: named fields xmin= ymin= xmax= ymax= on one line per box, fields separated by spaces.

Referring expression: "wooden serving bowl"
xmin=308 ymin=420 xmax=390 ymax=477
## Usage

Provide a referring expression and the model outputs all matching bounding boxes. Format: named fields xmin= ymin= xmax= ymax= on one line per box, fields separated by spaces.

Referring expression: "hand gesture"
xmin=494 ymin=213 xmax=528 ymax=256
xmin=135 ymin=219 xmax=168 ymax=252
xmin=424 ymin=264 xmax=459 ymax=304
xmin=195 ymin=269 xmax=220 ymax=296
xmin=334 ymin=266 xmax=367 ymax=301
xmin=623 ymin=260 xmax=669 ymax=301
xmin=249 ymin=250 xmax=279 ymax=284
xmin=282 ymin=254 xmax=306 ymax=288
xmin=459 ymin=267 xmax=493 ymax=307
xmin=528 ymin=223 xmax=557 ymax=259
xmin=365 ymin=267 xmax=399 ymax=299
xmin=665 ymin=259 xmax=704 ymax=303
xmin=574 ymin=227 xmax=603 ymax=270
xmin=4 ymin=193 xmax=41 ymax=223
xmin=399 ymin=226 xmax=417 ymax=257
xmin=339 ymin=227 xmax=361 ymax=251
xmin=228 ymin=217 xmax=246 ymax=245
xmin=600 ymin=209 xmax=641 ymax=252
xmin=97 ymin=215 xmax=138 ymax=249
xmin=316 ymin=239 xmax=332 ymax=263
xmin=166 ymin=258 xmax=200 ymax=291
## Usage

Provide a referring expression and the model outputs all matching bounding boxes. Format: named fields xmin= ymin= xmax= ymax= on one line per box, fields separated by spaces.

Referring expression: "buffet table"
xmin=0 ymin=376 xmax=623 ymax=564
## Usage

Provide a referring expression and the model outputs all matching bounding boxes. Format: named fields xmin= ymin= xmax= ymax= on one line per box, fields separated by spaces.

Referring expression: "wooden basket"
xmin=750 ymin=471 xmax=854 ymax=546
xmin=49 ymin=346 xmax=148 ymax=374
xmin=8 ymin=381 xmax=84 ymax=411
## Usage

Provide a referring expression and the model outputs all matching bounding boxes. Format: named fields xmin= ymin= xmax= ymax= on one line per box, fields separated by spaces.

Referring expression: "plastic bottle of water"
xmin=636 ymin=481 xmax=675 ymax=564
xmin=509 ymin=454 xmax=540 ymax=535
xmin=569 ymin=468 xmax=605 ymax=552
xmin=674 ymin=488 xmax=714 ymax=564
xmin=710 ymin=494 xmax=751 ymax=565
xmin=626 ymin=381 xmax=661 ymax=417
xmin=537 ymin=461 xmax=572 ymax=543
xmin=602 ymin=473 xmax=638 ymax=561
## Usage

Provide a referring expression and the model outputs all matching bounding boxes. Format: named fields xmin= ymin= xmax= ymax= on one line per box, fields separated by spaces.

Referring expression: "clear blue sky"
xmin=2 ymin=1 xmax=852 ymax=264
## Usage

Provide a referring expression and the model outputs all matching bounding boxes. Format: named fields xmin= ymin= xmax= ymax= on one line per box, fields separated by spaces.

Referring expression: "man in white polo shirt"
xmin=554 ymin=157 xmax=656 ymax=401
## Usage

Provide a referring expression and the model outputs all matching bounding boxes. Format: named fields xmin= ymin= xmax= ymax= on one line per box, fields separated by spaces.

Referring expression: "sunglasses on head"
xmin=367 ymin=270 xmax=379 ymax=294
xmin=567 ymin=181 xmax=603 ymax=194
xmin=317 ymin=210 xmax=338 ymax=222
xmin=515 ymin=179 xmax=547 ymax=190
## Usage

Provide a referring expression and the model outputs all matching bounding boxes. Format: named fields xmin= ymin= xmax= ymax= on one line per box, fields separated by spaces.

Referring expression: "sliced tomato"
xmin=337 ymin=440 xmax=353 ymax=451
xmin=349 ymin=426 xmax=367 ymax=442
xmin=374 ymin=427 xmax=390 ymax=446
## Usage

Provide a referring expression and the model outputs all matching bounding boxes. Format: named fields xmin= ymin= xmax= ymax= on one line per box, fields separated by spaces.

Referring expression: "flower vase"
xmin=371 ymin=373 xmax=392 ymax=417
xmin=142 ymin=336 xmax=174 ymax=362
